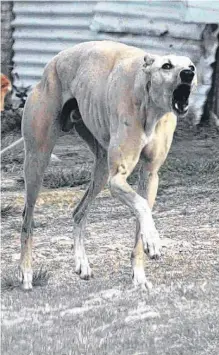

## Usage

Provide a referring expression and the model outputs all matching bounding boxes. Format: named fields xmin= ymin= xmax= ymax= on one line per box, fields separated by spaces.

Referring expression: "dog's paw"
xmin=142 ymin=230 xmax=161 ymax=259
xmin=132 ymin=266 xmax=152 ymax=291
xmin=18 ymin=266 xmax=33 ymax=291
xmin=75 ymin=255 xmax=93 ymax=280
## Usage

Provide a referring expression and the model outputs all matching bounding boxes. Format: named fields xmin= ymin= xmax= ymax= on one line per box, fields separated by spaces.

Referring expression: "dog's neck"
xmin=144 ymin=105 xmax=168 ymax=137
xmin=134 ymin=68 xmax=173 ymax=137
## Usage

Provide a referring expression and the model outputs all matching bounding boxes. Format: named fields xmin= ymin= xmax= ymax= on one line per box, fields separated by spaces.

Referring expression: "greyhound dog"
xmin=18 ymin=40 xmax=197 ymax=290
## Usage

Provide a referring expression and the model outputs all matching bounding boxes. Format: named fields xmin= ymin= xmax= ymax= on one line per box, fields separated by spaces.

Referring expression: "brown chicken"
xmin=1 ymin=73 xmax=12 ymax=111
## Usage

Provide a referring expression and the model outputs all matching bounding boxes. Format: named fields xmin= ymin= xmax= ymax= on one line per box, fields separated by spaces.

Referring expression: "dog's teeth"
xmin=175 ymin=103 xmax=179 ymax=110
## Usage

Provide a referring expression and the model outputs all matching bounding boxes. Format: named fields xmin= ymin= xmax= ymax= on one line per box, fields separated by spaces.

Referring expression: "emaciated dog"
xmin=18 ymin=41 xmax=197 ymax=290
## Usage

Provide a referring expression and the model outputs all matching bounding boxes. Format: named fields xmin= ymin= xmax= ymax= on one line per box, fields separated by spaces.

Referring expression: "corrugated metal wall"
xmin=12 ymin=1 xmax=219 ymax=122
xmin=1 ymin=1 xmax=14 ymax=79
xmin=12 ymin=1 xmax=96 ymax=87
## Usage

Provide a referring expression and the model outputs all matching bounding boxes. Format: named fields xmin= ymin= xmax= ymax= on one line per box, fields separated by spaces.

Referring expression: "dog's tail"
xmin=0 ymin=136 xmax=61 ymax=162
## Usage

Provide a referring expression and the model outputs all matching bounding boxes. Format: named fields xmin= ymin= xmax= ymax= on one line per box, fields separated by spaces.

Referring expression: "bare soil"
xmin=1 ymin=124 xmax=219 ymax=355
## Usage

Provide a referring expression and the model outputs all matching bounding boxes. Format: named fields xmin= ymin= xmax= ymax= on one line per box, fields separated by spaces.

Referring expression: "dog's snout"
xmin=180 ymin=69 xmax=195 ymax=84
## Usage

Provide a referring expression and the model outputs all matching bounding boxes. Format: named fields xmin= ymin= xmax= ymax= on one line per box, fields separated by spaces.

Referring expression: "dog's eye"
xmin=162 ymin=63 xmax=173 ymax=70
xmin=189 ymin=65 xmax=195 ymax=72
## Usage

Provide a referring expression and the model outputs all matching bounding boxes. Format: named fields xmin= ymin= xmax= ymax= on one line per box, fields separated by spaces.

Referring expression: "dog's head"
xmin=143 ymin=53 xmax=197 ymax=117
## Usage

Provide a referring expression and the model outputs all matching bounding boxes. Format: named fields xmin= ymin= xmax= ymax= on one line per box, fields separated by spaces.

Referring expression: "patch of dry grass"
xmin=1 ymin=274 xmax=20 ymax=291
xmin=1 ymin=267 xmax=50 ymax=292
xmin=16 ymin=166 xmax=91 ymax=189
xmin=1 ymin=153 xmax=23 ymax=167
xmin=161 ymin=158 xmax=219 ymax=176
xmin=32 ymin=266 xmax=50 ymax=287
xmin=13 ymin=189 xmax=84 ymax=209
xmin=43 ymin=166 xmax=91 ymax=188
xmin=1 ymin=108 xmax=22 ymax=135
xmin=1 ymin=204 xmax=14 ymax=218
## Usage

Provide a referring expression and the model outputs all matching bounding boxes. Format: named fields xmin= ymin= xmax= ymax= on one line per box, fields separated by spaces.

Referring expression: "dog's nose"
xmin=180 ymin=69 xmax=195 ymax=84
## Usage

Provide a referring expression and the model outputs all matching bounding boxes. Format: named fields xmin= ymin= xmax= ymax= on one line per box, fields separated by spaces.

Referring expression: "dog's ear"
xmin=143 ymin=53 xmax=156 ymax=73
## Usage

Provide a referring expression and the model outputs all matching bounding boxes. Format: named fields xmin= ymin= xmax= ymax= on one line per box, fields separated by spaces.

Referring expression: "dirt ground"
xmin=1 ymin=123 xmax=219 ymax=355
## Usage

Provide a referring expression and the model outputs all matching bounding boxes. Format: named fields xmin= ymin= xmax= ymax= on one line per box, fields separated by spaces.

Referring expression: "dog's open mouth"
xmin=172 ymin=84 xmax=191 ymax=116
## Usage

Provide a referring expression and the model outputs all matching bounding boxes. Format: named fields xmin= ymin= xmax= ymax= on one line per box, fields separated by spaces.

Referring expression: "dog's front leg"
xmin=132 ymin=162 xmax=152 ymax=289
xmin=108 ymin=131 xmax=161 ymax=289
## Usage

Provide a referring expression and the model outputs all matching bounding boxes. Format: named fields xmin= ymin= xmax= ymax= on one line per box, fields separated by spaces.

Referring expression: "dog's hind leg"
xmin=19 ymin=77 xmax=61 ymax=290
xmin=72 ymin=122 xmax=108 ymax=279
